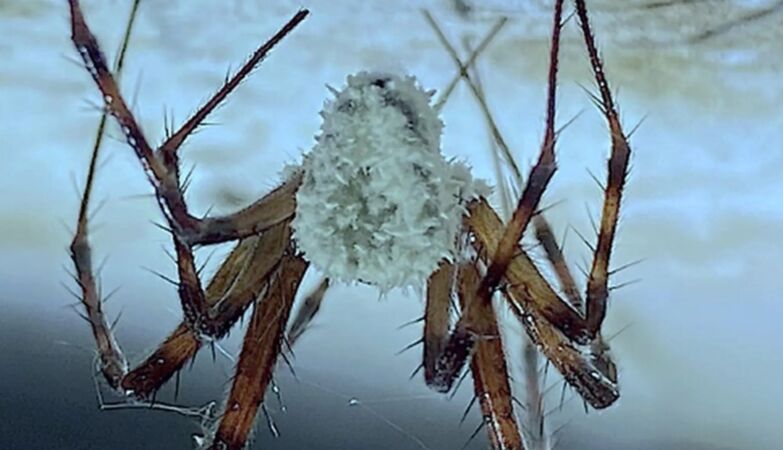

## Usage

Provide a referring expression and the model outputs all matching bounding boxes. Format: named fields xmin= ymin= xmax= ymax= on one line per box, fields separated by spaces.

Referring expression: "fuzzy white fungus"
xmin=292 ymin=72 xmax=488 ymax=291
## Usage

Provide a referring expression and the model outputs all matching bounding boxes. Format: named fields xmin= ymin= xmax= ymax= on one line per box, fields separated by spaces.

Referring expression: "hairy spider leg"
xmin=208 ymin=252 xmax=308 ymax=450
xmin=424 ymin=0 xmax=629 ymax=414
xmin=123 ymin=224 xmax=289 ymax=397
xmin=573 ymin=0 xmax=633 ymax=337
xmin=421 ymin=0 xmax=566 ymax=399
xmin=68 ymin=0 xmax=307 ymax=342
xmin=459 ymin=263 xmax=523 ymax=450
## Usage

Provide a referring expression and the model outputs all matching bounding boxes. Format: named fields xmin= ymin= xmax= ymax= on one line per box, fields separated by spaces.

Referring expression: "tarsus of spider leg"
xmin=92 ymin=358 xmax=216 ymax=421
xmin=68 ymin=0 xmax=140 ymax=391
xmin=286 ymin=276 xmax=330 ymax=348
xmin=574 ymin=0 xmax=633 ymax=337
xmin=209 ymin=254 xmax=307 ymax=450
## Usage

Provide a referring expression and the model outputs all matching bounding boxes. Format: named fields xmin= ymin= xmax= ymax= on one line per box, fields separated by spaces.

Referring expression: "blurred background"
xmin=1 ymin=0 xmax=782 ymax=449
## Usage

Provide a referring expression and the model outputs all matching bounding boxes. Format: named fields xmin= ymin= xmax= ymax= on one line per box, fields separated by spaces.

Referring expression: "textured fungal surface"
xmin=293 ymin=72 xmax=488 ymax=290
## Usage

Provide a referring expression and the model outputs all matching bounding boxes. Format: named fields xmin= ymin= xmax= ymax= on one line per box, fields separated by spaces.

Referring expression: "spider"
xmin=67 ymin=0 xmax=631 ymax=449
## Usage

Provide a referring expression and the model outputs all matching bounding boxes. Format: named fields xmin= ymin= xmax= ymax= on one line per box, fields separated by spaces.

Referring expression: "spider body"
xmin=67 ymin=1 xmax=632 ymax=448
xmin=294 ymin=71 xmax=487 ymax=291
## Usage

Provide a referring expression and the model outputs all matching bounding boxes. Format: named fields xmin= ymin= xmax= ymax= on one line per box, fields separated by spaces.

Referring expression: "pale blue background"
xmin=1 ymin=1 xmax=781 ymax=449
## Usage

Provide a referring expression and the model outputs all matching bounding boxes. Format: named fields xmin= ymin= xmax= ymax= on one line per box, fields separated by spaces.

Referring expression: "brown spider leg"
xmin=458 ymin=263 xmax=524 ymax=450
xmin=426 ymin=9 xmax=577 ymax=320
xmin=68 ymin=0 xmax=140 ymax=390
xmin=467 ymin=201 xmax=584 ymax=340
xmin=209 ymin=252 xmax=308 ymax=450
xmin=69 ymin=0 xmax=194 ymax=232
xmin=468 ymin=200 xmax=619 ymax=409
xmin=423 ymin=0 xmax=583 ymax=396
xmin=422 ymin=260 xmax=456 ymax=386
xmin=68 ymin=0 xmax=307 ymax=333
xmin=121 ymin=323 xmax=200 ymax=397
xmin=474 ymin=0 xmax=564 ymax=320
xmin=573 ymin=0 xmax=633 ymax=337
xmin=203 ymin=222 xmax=291 ymax=336
xmin=189 ymin=174 xmax=301 ymax=246
xmin=287 ymin=277 xmax=330 ymax=348
xmin=70 ymin=0 xmax=306 ymax=242
xmin=122 ymin=222 xmax=291 ymax=398
xmin=533 ymin=216 xmax=584 ymax=312
xmin=118 ymin=237 xmax=259 ymax=396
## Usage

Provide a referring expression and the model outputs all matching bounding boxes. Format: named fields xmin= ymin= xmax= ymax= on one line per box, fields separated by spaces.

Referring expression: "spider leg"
xmin=469 ymin=200 xmax=619 ymax=409
xmin=460 ymin=0 xmax=621 ymax=408
xmin=123 ymin=223 xmax=290 ymax=398
xmin=422 ymin=261 xmax=455 ymax=387
xmin=458 ymin=263 xmax=524 ymax=450
xmin=120 ymin=323 xmax=200 ymax=397
xmin=287 ymin=277 xmax=330 ymax=348
xmin=68 ymin=0 xmax=139 ymax=390
xmin=474 ymin=0 xmax=565 ymax=320
xmin=202 ymin=222 xmax=291 ymax=337
xmin=209 ymin=252 xmax=308 ymax=450
xmin=188 ymin=174 xmax=301 ymax=246
xmin=456 ymin=0 xmax=584 ymax=338
xmin=156 ymin=10 xmax=308 ymax=171
xmin=427 ymin=8 xmax=581 ymax=321
xmin=501 ymin=286 xmax=618 ymax=409
xmin=468 ymin=201 xmax=585 ymax=340
xmin=421 ymin=258 xmax=523 ymax=449
xmin=70 ymin=0 xmax=306 ymax=242
xmin=69 ymin=0 xmax=194 ymax=231
xmin=532 ymin=215 xmax=584 ymax=312
xmin=573 ymin=0 xmax=633 ymax=337
xmin=68 ymin=0 xmax=307 ymax=333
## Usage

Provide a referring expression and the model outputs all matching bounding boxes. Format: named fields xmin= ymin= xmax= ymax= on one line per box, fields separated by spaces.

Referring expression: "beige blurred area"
xmin=1 ymin=1 xmax=781 ymax=449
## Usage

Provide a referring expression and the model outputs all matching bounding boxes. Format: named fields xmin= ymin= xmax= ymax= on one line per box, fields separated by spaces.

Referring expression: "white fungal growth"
xmin=293 ymin=72 xmax=488 ymax=291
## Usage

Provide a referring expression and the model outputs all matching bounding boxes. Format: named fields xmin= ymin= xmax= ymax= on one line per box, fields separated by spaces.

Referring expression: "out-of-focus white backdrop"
xmin=1 ymin=1 xmax=782 ymax=449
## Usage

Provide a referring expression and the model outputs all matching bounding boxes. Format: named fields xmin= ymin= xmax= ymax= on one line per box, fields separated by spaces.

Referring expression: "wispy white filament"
xmin=293 ymin=72 xmax=488 ymax=291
